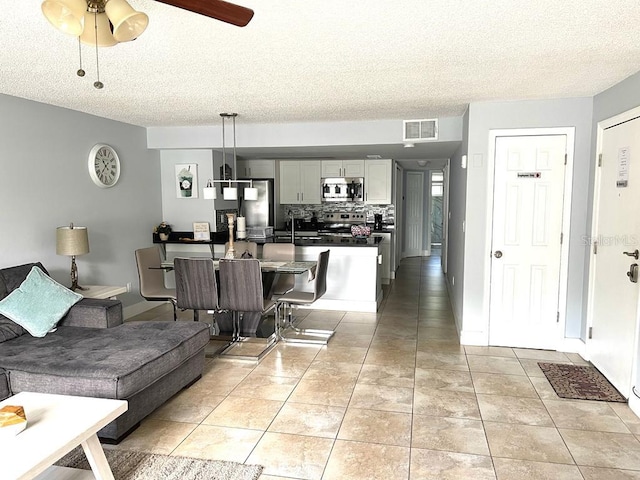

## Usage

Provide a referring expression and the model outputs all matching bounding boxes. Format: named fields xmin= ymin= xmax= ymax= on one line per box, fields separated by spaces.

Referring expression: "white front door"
xmin=589 ymin=114 xmax=640 ymax=398
xmin=489 ymin=135 xmax=568 ymax=349
xmin=405 ymin=171 xmax=425 ymax=257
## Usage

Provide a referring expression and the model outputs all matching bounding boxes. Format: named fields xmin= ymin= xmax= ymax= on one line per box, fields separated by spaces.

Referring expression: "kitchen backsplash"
xmin=279 ymin=204 xmax=394 ymax=225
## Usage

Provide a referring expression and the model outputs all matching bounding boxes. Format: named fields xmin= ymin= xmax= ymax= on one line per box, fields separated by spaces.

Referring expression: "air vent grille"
xmin=403 ymin=118 xmax=438 ymax=141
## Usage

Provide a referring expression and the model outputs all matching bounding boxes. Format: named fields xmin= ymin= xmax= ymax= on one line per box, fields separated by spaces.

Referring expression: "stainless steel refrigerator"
xmin=238 ymin=178 xmax=275 ymax=234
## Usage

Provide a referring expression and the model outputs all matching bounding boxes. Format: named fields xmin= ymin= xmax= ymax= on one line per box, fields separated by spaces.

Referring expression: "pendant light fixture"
xmin=203 ymin=113 xmax=258 ymax=201
xmin=41 ymin=0 xmax=149 ymax=89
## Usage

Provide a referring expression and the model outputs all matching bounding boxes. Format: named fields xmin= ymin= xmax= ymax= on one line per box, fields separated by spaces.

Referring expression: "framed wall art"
xmin=175 ymin=164 xmax=198 ymax=198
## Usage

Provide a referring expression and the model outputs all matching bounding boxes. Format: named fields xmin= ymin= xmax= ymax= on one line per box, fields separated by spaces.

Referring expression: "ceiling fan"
xmin=155 ymin=0 xmax=254 ymax=27
xmin=42 ymin=0 xmax=254 ymax=87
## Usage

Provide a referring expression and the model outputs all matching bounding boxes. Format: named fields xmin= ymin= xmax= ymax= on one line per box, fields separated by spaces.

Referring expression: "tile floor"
xmin=115 ymin=255 xmax=640 ymax=479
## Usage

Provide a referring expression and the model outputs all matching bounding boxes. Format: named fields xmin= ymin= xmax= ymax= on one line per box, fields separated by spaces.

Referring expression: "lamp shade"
xmin=80 ymin=12 xmax=117 ymax=47
xmin=223 ymin=187 xmax=238 ymax=200
xmin=56 ymin=226 xmax=89 ymax=256
xmin=243 ymin=187 xmax=258 ymax=200
xmin=203 ymin=186 xmax=217 ymax=199
xmin=105 ymin=0 xmax=149 ymax=42
xmin=41 ymin=0 xmax=86 ymax=36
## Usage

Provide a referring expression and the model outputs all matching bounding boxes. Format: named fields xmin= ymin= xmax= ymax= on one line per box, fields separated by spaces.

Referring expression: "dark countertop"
xmin=274 ymin=235 xmax=383 ymax=247
xmin=153 ymin=231 xmax=385 ymax=247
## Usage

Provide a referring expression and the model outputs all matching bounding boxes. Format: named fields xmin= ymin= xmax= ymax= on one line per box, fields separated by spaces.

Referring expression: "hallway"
xmin=120 ymin=255 xmax=640 ymax=479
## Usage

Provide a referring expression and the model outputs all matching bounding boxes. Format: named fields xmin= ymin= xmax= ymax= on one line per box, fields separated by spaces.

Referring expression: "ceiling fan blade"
xmin=155 ymin=0 xmax=254 ymax=27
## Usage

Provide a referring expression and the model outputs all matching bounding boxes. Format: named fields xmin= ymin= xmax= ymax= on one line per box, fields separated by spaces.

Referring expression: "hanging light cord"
xmin=77 ymin=37 xmax=85 ymax=77
xmin=93 ymin=11 xmax=104 ymax=89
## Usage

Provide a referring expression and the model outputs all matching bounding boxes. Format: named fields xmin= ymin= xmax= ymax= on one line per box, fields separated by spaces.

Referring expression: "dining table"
xmin=157 ymin=256 xmax=317 ymax=344
xmin=159 ymin=256 xmax=317 ymax=278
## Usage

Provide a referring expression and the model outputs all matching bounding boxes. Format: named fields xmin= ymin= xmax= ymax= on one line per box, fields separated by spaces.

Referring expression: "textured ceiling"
xmin=2 ymin=0 xmax=640 ymax=129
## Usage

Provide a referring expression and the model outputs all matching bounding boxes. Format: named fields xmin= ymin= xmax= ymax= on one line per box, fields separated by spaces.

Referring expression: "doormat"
xmin=538 ymin=362 xmax=626 ymax=403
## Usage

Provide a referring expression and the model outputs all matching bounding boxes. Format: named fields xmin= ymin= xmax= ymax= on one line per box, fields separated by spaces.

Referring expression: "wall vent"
xmin=403 ymin=118 xmax=438 ymax=142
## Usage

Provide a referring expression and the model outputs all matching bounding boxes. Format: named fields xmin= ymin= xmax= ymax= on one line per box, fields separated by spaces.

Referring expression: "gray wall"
xmin=0 ymin=94 xmax=160 ymax=310
xmin=159 ymin=149 xmax=238 ymax=232
xmin=446 ymin=108 xmax=469 ymax=328
xmin=461 ymin=97 xmax=594 ymax=343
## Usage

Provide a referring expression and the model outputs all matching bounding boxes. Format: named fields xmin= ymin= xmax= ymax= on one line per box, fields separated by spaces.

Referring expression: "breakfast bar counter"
xmin=158 ymin=234 xmax=385 ymax=312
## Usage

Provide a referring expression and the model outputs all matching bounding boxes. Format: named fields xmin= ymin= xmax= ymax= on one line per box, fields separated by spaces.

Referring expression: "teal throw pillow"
xmin=0 ymin=266 xmax=83 ymax=337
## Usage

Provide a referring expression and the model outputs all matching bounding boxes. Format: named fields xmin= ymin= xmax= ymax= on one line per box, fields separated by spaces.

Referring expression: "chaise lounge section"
xmin=0 ymin=262 xmax=210 ymax=442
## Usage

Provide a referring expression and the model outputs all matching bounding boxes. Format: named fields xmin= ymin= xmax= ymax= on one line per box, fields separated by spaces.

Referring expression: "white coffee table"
xmin=0 ymin=392 xmax=127 ymax=480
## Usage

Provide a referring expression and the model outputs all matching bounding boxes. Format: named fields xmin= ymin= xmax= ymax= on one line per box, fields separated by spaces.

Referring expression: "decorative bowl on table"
xmin=0 ymin=405 xmax=27 ymax=439
xmin=351 ymin=225 xmax=371 ymax=238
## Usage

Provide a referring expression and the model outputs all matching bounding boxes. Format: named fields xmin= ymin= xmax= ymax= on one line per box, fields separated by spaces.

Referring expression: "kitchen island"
xmin=284 ymin=235 xmax=383 ymax=313
xmin=157 ymin=234 xmax=384 ymax=312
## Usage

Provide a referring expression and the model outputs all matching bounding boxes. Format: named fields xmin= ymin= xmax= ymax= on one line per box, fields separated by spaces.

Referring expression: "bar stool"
xmin=135 ymin=246 xmax=177 ymax=321
xmin=218 ymin=258 xmax=278 ymax=360
xmin=276 ymin=249 xmax=334 ymax=344
xmin=174 ymin=257 xmax=222 ymax=336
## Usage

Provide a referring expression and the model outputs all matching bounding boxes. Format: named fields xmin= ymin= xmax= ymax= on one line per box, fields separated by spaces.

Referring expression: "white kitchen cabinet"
xmin=236 ymin=159 xmax=275 ymax=178
xmin=279 ymin=160 xmax=321 ymax=204
xmin=365 ymin=159 xmax=393 ymax=204
xmin=321 ymin=159 xmax=365 ymax=178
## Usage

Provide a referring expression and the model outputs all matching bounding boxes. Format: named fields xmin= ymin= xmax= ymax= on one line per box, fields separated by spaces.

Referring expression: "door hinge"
xmin=564 ymin=153 xmax=567 ymax=165
xmin=588 ymin=326 xmax=593 ymax=339
xmin=594 ymin=241 xmax=598 ymax=255
xmin=556 ymin=312 xmax=560 ymax=323
xmin=598 ymin=154 xmax=602 ymax=167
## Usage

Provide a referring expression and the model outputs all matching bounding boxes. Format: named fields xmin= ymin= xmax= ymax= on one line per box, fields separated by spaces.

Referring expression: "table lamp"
xmin=56 ymin=223 xmax=90 ymax=291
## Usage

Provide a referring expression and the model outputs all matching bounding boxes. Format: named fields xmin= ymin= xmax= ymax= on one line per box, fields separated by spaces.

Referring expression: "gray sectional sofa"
xmin=0 ymin=262 xmax=210 ymax=442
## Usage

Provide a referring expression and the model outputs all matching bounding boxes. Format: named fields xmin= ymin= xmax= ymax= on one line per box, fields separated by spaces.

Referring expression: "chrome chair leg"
xmin=277 ymin=302 xmax=334 ymax=345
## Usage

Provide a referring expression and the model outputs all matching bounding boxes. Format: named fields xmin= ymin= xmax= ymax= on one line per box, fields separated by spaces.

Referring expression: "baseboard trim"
xmin=630 ymin=391 xmax=640 ymax=418
xmin=300 ymin=298 xmax=378 ymax=313
xmin=558 ymin=337 xmax=587 ymax=357
xmin=123 ymin=300 xmax=170 ymax=320
xmin=459 ymin=329 xmax=487 ymax=346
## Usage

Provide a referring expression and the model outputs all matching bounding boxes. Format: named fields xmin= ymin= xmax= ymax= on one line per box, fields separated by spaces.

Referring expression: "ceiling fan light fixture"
xmin=80 ymin=11 xmax=117 ymax=46
xmin=105 ymin=0 xmax=149 ymax=42
xmin=41 ymin=0 xmax=86 ymax=36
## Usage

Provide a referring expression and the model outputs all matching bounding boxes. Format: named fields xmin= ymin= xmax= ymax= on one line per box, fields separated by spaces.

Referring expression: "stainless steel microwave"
xmin=321 ymin=177 xmax=364 ymax=202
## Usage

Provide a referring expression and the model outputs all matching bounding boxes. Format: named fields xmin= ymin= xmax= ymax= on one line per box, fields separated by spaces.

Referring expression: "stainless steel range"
xmin=320 ymin=212 xmax=368 ymax=234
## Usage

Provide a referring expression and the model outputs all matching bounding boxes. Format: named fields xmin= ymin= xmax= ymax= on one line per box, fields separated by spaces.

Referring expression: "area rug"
xmin=538 ymin=362 xmax=626 ymax=402
xmin=55 ymin=446 xmax=263 ymax=480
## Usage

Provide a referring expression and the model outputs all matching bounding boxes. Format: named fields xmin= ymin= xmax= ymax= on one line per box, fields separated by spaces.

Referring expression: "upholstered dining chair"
xmin=262 ymin=242 xmax=296 ymax=298
xmin=276 ymin=249 xmax=333 ymax=344
xmin=174 ymin=257 xmax=221 ymax=335
xmin=224 ymin=241 xmax=258 ymax=259
xmin=135 ymin=246 xmax=177 ymax=321
xmin=218 ymin=258 xmax=277 ymax=360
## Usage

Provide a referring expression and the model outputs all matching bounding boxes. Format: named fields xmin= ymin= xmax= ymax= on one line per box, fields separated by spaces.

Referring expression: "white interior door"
xmin=405 ymin=172 xmax=424 ymax=257
xmin=489 ymin=135 xmax=568 ymax=349
xmin=589 ymin=115 xmax=640 ymax=397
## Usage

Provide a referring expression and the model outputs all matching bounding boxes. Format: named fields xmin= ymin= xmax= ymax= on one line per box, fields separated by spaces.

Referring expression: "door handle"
xmin=628 ymin=263 xmax=639 ymax=283
xmin=494 ymin=250 xmax=503 ymax=259
xmin=623 ymin=249 xmax=639 ymax=260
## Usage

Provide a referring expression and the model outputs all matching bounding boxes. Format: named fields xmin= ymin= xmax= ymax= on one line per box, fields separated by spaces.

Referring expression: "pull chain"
xmin=93 ymin=11 xmax=104 ymax=89
xmin=77 ymin=37 xmax=85 ymax=77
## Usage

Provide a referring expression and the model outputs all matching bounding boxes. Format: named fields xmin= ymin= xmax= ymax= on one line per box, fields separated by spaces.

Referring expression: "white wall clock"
xmin=88 ymin=144 xmax=120 ymax=188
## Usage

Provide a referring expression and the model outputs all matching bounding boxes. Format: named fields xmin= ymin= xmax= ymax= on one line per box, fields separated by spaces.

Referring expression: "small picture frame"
xmin=175 ymin=164 xmax=198 ymax=198
xmin=193 ymin=222 xmax=210 ymax=241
